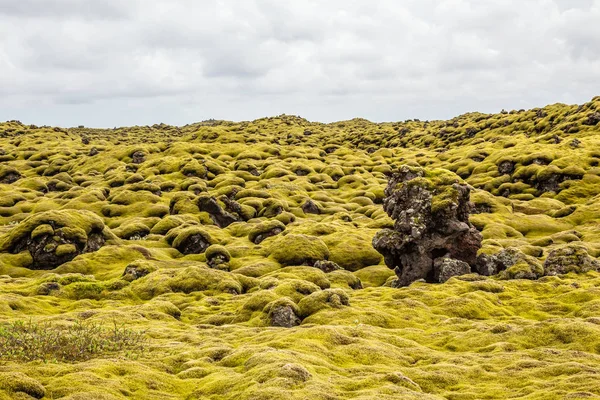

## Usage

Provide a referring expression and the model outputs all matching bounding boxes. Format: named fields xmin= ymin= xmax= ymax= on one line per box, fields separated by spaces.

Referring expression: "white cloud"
xmin=0 ymin=0 xmax=599 ymax=127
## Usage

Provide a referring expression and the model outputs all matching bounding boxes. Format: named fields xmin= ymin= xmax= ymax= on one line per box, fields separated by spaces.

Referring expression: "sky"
xmin=0 ymin=0 xmax=599 ymax=128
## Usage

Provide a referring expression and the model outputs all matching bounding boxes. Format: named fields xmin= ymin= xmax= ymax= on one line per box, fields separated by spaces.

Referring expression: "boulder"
xmin=313 ymin=260 xmax=342 ymax=273
xmin=302 ymin=200 xmax=321 ymax=215
xmin=131 ymin=151 xmax=146 ymax=164
xmin=478 ymin=247 xmax=543 ymax=280
xmin=372 ymin=166 xmax=482 ymax=286
xmin=543 ymin=244 xmax=600 ymax=275
xmin=197 ymin=195 xmax=242 ymax=228
xmin=434 ymin=258 xmax=471 ymax=283
xmin=583 ymin=111 xmax=600 ymax=126
xmin=0 ymin=210 xmax=111 ymax=270
xmin=206 ymin=245 xmax=231 ymax=271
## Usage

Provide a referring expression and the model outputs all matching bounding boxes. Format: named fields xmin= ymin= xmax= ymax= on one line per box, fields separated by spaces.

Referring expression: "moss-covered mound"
xmin=0 ymin=210 xmax=113 ymax=270
xmin=1 ymin=97 xmax=600 ymax=399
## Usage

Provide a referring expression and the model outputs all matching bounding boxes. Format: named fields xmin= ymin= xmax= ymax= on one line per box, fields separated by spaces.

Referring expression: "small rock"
xmin=434 ymin=258 xmax=471 ymax=283
xmin=543 ymin=244 xmax=600 ymax=275
xmin=313 ymin=260 xmax=342 ymax=273
xmin=583 ymin=111 xmax=600 ymax=126
xmin=270 ymin=304 xmax=301 ymax=328
xmin=497 ymin=160 xmax=515 ymax=175
xmin=36 ymin=282 xmax=61 ymax=295
xmin=131 ymin=151 xmax=146 ymax=164
xmin=302 ymin=200 xmax=321 ymax=215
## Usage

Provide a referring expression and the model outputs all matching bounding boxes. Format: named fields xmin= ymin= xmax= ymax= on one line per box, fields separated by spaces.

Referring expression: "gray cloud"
xmin=0 ymin=0 xmax=132 ymax=19
xmin=0 ymin=0 xmax=599 ymax=127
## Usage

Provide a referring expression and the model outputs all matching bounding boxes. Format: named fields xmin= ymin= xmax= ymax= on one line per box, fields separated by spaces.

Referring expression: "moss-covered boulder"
xmin=166 ymin=226 xmax=213 ymax=255
xmin=543 ymin=244 xmax=600 ymax=275
xmin=269 ymin=234 xmax=330 ymax=266
xmin=248 ymin=220 xmax=285 ymax=244
xmin=489 ymin=248 xmax=544 ymax=280
xmin=0 ymin=210 xmax=112 ymax=270
xmin=206 ymin=244 xmax=231 ymax=270
xmin=264 ymin=297 xmax=301 ymax=327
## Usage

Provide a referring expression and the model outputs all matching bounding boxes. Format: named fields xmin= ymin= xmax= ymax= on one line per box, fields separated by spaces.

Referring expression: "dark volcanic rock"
xmin=0 ymin=169 xmax=21 ymax=184
xmin=269 ymin=304 xmax=301 ymax=328
xmin=543 ymin=244 xmax=600 ymax=276
xmin=302 ymin=200 xmax=321 ymax=215
xmin=313 ymin=260 xmax=342 ymax=273
xmin=479 ymin=248 xmax=543 ymax=280
xmin=122 ymin=260 xmax=157 ymax=281
xmin=197 ymin=195 xmax=240 ymax=228
xmin=176 ymin=234 xmax=211 ymax=255
xmin=532 ymin=171 xmax=583 ymax=194
xmin=497 ymin=161 xmax=515 ymax=175
xmin=583 ymin=111 xmax=600 ymax=126
xmin=131 ymin=151 xmax=146 ymax=164
xmin=372 ymin=165 xmax=482 ymax=287
xmin=434 ymin=258 xmax=471 ymax=283
xmin=206 ymin=245 xmax=231 ymax=271
xmin=2 ymin=210 xmax=109 ymax=270
xmin=570 ymin=138 xmax=581 ymax=149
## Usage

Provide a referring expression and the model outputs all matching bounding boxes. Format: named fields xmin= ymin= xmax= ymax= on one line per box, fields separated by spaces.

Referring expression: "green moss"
xmin=55 ymin=243 xmax=77 ymax=256
xmin=2 ymin=99 xmax=600 ymax=399
xmin=248 ymin=220 xmax=285 ymax=244
xmin=269 ymin=234 xmax=330 ymax=266
xmin=323 ymin=231 xmax=382 ymax=272
xmin=298 ymin=288 xmax=350 ymax=318
xmin=0 ymin=372 xmax=46 ymax=399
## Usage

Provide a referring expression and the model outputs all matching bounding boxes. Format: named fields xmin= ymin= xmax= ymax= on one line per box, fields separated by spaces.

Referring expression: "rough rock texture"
xmin=176 ymin=234 xmax=211 ymax=255
xmin=478 ymin=247 xmax=543 ymax=280
xmin=0 ymin=171 xmax=21 ymax=184
xmin=206 ymin=245 xmax=231 ymax=271
xmin=131 ymin=151 xmax=146 ymax=164
xmin=0 ymin=210 xmax=110 ymax=270
xmin=313 ymin=260 xmax=342 ymax=273
xmin=583 ymin=111 xmax=600 ymax=126
xmin=269 ymin=304 xmax=301 ymax=328
xmin=434 ymin=258 xmax=471 ymax=283
xmin=497 ymin=161 xmax=515 ymax=175
xmin=302 ymin=200 xmax=321 ymax=215
xmin=543 ymin=244 xmax=600 ymax=276
xmin=372 ymin=166 xmax=482 ymax=286
xmin=197 ymin=195 xmax=241 ymax=228
xmin=122 ymin=260 xmax=158 ymax=281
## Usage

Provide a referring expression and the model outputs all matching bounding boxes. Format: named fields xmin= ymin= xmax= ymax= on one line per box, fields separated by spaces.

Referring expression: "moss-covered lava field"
xmin=2 ymin=97 xmax=600 ymax=399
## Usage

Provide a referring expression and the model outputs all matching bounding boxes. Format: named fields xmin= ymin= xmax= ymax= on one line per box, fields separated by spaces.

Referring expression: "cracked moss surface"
xmin=1 ymin=97 xmax=600 ymax=399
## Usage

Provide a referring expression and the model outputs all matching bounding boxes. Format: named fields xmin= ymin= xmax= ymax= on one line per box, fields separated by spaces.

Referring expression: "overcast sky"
xmin=0 ymin=0 xmax=599 ymax=127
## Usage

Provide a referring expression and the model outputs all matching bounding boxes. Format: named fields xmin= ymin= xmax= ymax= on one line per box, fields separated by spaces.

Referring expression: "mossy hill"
xmin=1 ymin=97 xmax=600 ymax=399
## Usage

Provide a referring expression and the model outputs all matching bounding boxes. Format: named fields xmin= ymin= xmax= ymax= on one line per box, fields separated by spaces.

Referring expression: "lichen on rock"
xmin=372 ymin=165 xmax=482 ymax=286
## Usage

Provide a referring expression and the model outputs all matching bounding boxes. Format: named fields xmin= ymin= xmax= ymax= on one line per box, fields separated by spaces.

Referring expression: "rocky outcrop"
xmin=543 ymin=244 xmax=600 ymax=275
xmin=206 ymin=245 xmax=231 ymax=271
xmin=479 ymin=247 xmax=543 ymax=280
xmin=0 ymin=210 xmax=111 ymax=270
xmin=583 ymin=111 xmax=600 ymax=126
xmin=131 ymin=151 xmax=146 ymax=164
xmin=197 ymin=195 xmax=242 ymax=228
xmin=313 ymin=260 xmax=342 ymax=273
xmin=372 ymin=166 xmax=482 ymax=287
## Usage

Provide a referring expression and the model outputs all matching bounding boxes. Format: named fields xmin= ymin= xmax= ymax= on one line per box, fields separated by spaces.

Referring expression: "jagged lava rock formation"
xmin=373 ymin=165 xmax=482 ymax=286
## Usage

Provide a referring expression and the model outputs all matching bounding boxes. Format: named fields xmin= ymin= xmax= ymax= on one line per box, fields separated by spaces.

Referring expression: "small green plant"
xmin=0 ymin=319 xmax=147 ymax=362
